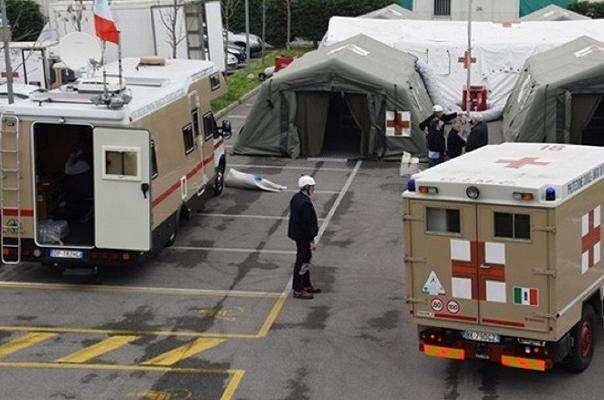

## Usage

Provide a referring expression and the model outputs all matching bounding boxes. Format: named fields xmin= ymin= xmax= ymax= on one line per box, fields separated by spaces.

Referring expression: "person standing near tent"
xmin=466 ymin=115 xmax=489 ymax=152
xmin=427 ymin=118 xmax=446 ymax=167
xmin=446 ymin=118 xmax=466 ymax=159
xmin=288 ymin=175 xmax=321 ymax=299
xmin=420 ymin=105 xmax=460 ymax=133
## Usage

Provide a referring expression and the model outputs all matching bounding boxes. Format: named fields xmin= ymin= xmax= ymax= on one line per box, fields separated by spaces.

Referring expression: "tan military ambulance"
xmin=0 ymin=56 xmax=231 ymax=267
xmin=403 ymin=143 xmax=604 ymax=372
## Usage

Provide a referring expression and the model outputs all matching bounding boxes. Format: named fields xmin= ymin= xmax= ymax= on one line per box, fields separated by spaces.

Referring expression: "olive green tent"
xmin=502 ymin=36 xmax=604 ymax=146
xmin=359 ymin=3 xmax=413 ymax=19
xmin=233 ymin=34 xmax=432 ymax=159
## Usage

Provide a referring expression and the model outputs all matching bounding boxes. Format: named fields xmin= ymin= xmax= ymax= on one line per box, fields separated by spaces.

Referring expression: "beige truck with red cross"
xmin=403 ymin=143 xmax=604 ymax=372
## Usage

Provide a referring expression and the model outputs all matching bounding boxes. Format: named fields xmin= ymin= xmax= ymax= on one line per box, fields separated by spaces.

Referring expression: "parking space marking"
xmin=0 ymin=362 xmax=245 ymax=400
xmin=55 ymin=335 xmax=141 ymax=363
xmin=196 ymin=213 xmax=325 ymax=221
xmin=170 ymin=246 xmax=295 ymax=255
xmin=141 ymin=338 xmax=226 ymax=366
xmin=0 ymin=281 xmax=282 ymax=299
xmin=229 ymin=164 xmax=352 ymax=172
xmin=0 ymin=332 xmax=57 ymax=358
xmin=306 ymin=157 xmax=349 ymax=163
xmin=256 ymin=294 xmax=287 ymax=338
xmin=0 ymin=326 xmax=257 ymax=339
xmin=226 ymin=115 xmax=247 ymax=119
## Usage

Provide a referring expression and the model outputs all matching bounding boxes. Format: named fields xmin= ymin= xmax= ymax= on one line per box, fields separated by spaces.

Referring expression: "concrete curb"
xmin=215 ymin=84 xmax=262 ymax=119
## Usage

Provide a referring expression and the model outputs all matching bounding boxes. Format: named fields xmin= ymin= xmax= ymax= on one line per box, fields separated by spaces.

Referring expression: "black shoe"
xmin=305 ymin=287 xmax=321 ymax=294
xmin=293 ymin=290 xmax=314 ymax=299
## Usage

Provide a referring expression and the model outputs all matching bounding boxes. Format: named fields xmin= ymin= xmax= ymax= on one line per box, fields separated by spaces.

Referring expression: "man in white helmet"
xmin=419 ymin=104 xmax=462 ymax=133
xmin=288 ymin=175 xmax=320 ymax=299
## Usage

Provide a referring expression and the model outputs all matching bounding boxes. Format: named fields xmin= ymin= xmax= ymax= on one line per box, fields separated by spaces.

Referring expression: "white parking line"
xmin=196 ymin=213 xmax=325 ymax=221
xmin=228 ymin=115 xmax=248 ymax=119
xmin=306 ymin=157 xmax=349 ymax=163
xmin=170 ymin=246 xmax=295 ymax=255
xmin=229 ymin=164 xmax=351 ymax=172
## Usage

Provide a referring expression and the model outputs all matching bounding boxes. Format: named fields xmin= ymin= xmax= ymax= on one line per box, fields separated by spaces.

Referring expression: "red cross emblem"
xmin=458 ymin=51 xmax=476 ymax=70
xmin=451 ymin=240 xmax=506 ymax=302
xmin=581 ymin=206 xmax=601 ymax=273
xmin=386 ymin=111 xmax=410 ymax=136
xmin=496 ymin=157 xmax=550 ymax=169
xmin=500 ymin=21 xmax=519 ymax=28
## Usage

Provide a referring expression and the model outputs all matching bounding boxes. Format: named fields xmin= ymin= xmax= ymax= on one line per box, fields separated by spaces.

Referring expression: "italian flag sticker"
xmin=513 ymin=287 xmax=538 ymax=306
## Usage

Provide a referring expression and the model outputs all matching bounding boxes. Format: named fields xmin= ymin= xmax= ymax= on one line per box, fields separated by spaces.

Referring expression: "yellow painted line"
xmin=256 ymin=294 xmax=287 ymax=338
xmin=0 ymin=326 xmax=257 ymax=339
xmin=0 ymin=361 xmax=243 ymax=375
xmin=56 ymin=335 xmax=140 ymax=363
xmin=0 ymin=332 xmax=57 ymax=358
xmin=220 ymin=369 xmax=245 ymax=400
xmin=0 ymin=281 xmax=282 ymax=299
xmin=141 ymin=338 xmax=226 ymax=366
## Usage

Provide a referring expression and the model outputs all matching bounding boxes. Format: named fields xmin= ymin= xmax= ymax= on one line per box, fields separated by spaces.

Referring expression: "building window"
xmin=494 ymin=212 xmax=530 ymax=240
xmin=203 ymin=112 xmax=218 ymax=141
xmin=151 ymin=139 xmax=158 ymax=179
xmin=182 ymin=123 xmax=195 ymax=154
xmin=426 ymin=207 xmax=460 ymax=234
xmin=434 ymin=0 xmax=451 ymax=16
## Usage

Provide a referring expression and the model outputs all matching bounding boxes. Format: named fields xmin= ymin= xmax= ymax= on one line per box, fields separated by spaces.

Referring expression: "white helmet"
xmin=432 ymin=104 xmax=444 ymax=113
xmin=298 ymin=175 xmax=316 ymax=189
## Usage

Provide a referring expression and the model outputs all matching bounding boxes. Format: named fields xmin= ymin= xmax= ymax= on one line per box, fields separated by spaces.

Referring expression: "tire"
xmin=562 ymin=304 xmax=596 ymax=373
xmin=213 ymin=163 xmax=225 ymax=196
xmin=165 ymin=213 xmax=180 ymax=247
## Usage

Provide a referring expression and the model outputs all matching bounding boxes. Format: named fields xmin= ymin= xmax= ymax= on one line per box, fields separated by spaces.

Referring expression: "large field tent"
xmin=503 ymin=36 xmax=604 ymax=146
xmin=359 ymin=3 xmax=413 ymax=19
xmin=234 ymin=34 xmax=433 ymax=160
xmin=520 ymin=4 xmax=590 ymax=21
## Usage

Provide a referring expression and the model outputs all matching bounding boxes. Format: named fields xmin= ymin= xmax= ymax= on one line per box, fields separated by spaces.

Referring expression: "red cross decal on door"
xmin=458 ymin=51 xmax=477 ymax=69
xmin=496 ymin=157 xmax=550 ymax=169
xmin=386 ymin=111 xmax=410 ymax=136
xmin=451 ymin=240 xmax=506 ymax=302
xmin=581 ymin=206 xmax=601 ymax=273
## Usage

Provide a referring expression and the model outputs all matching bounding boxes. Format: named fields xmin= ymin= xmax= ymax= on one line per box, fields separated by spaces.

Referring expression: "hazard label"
xmin=422 ymin=271 xmax=446 ymax=296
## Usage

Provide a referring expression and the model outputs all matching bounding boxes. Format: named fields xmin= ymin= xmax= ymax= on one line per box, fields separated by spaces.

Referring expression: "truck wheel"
xmin=213 ymin=163 xmax=225 ymax=196
xmin=562 ymin=304 xmax=596 ymax=373
xmin=165 ymin=213 xmax=180 ymax=247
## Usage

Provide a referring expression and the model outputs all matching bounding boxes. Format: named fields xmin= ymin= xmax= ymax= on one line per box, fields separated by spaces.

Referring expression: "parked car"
xmin=227 ymin=31 xmax=264 ymax=57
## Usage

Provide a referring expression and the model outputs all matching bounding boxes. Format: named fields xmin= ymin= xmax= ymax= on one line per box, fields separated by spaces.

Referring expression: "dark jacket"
xmin=466 ymin=121 xmax=489 ymax=152
xmin=446 ymin=129 xmax=466 ymax=158
xmin=288 ymin=191 xmax=319 ymax=242
xmin=419 ymin=112 xmax=458 ymax=132
xmin=427 ymin=127 xmax=446 ymax=155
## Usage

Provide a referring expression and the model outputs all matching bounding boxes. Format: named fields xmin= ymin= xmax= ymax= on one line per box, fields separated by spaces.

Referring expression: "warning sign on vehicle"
xmin=422 ymin=271 xmax=446 ymax=296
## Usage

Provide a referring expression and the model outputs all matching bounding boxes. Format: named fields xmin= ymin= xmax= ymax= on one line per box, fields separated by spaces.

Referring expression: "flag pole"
xmin=466 ymin=0 xmax=473 ymax=113
xmin=102 ymin=40 xmax=108 ymax=100
xmin=117 ymin=30 xmax=123 ymax=92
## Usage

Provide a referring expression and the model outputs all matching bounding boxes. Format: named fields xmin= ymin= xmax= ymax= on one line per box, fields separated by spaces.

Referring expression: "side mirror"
xmin=221 ymin=119 xmax=232 ymax=139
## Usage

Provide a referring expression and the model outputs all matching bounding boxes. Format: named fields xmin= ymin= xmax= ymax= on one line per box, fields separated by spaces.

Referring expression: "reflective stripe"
xmin=500 ymin=355 xmax=546 ymax=371
xmin=422 ymin=344 xmax=465 ymax=360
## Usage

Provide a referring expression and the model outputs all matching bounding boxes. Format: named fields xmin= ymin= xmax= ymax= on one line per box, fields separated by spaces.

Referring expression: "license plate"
xmin=49 ymin=249 xmax=84 ymax=259
xmin=462 ymin=330 xmax=501 ymax=344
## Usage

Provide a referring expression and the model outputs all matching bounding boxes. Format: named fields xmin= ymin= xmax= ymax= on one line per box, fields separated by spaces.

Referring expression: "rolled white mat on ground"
xmin=225 ymin=168 xmax=287 ymax=192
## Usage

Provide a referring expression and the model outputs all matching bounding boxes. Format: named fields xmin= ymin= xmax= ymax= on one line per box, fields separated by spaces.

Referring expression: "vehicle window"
xmin=210 ymin=73 xmax=221 ymax=91
xmin=191 ymin=108 xmax=200 ymax=138
xmin=426 ymin=207 xmax=460 ymax=234
xmin=151 ymin=139 xmax=158 ymax=179
xmin=494 ymin=212 xmax=530 ymax=240
xmin=203 ymin=112 xmax=217 ymax=141
xmin=182 ymin=123 xmax=195 ymax=154
xmin=104 ymin=148 xmax=139 ymax=179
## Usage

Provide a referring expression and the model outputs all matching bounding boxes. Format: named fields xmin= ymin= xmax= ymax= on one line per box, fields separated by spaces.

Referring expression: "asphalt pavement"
xmin=0 ymin=98 xmax=602 ymax=400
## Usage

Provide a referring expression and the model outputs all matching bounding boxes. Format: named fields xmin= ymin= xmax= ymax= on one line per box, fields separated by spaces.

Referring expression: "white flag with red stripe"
xmin=94 ymin=0 xmax=119 ymax=44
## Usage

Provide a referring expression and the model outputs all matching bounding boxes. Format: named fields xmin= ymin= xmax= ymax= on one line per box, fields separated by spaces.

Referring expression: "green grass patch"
xmin=211 ymin=48 xmax=309 ymax=113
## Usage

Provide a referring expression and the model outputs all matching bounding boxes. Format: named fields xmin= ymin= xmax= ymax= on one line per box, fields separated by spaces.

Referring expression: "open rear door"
xmin=93 ymin=128 xmax=151 ymax=251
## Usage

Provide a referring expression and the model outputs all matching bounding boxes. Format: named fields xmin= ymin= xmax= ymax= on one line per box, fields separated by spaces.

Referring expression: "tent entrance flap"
xmin=572 ymin=94 xmax=604 ymax=146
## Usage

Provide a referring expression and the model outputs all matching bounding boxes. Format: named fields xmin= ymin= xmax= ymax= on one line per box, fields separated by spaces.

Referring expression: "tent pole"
xmin=466 ymin=0 xmax=472 ymax=113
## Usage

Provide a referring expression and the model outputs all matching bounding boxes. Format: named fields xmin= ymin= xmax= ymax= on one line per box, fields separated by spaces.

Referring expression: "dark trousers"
xmin=293 ymin=240 xmax=312 ymax=291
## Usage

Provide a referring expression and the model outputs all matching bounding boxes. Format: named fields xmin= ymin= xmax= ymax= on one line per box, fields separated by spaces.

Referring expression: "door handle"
xmin=141 ymin=183 xmax=150 ymax=199
xmin=479 ymin=264 xmax=491 ymax=269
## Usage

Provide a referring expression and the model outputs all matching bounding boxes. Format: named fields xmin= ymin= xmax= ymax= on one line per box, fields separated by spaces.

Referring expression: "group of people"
xmin=420 ymin=105 xmax=489 ymax=167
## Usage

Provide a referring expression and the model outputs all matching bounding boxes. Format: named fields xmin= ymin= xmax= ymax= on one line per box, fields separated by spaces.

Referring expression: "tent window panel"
xmin=434 ymin=0 xmax=451 ymax=16
xmin=182 ymin=124 xmax=195 ymax=155
xmin=494 ymin=212 xmax=530 ymax=240
xmin=426 ymin=207 xmax=460 ymax=234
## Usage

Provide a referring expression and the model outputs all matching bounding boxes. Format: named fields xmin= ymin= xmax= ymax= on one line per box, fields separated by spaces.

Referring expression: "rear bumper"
xmin=418 ymin=327 xmax=559 ymax=371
